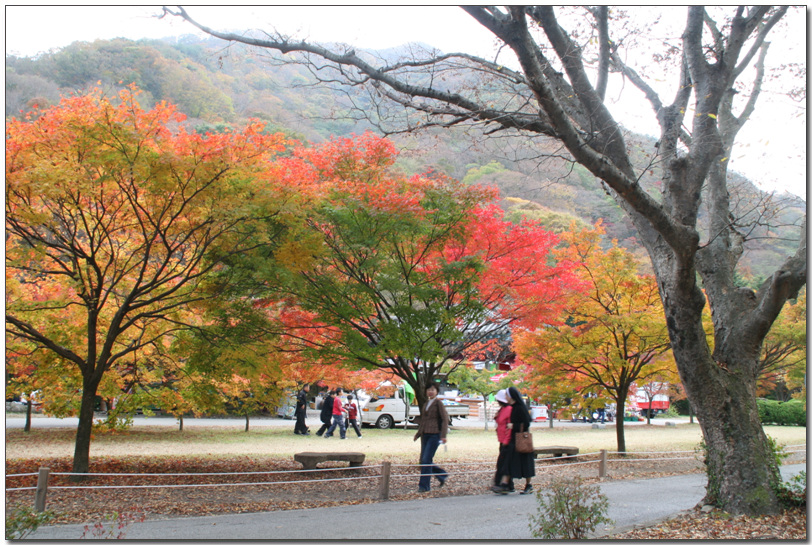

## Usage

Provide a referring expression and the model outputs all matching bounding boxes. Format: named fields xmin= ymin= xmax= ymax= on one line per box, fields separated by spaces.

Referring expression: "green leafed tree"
xmin=251 ymin=134 xmax=581 ymax=410
xmin=449 ymin=362 xmax=524 ymax=430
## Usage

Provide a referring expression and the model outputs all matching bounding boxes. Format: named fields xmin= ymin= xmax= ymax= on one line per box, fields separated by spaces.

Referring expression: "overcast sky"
xmin=4 ymin=5 xmax=806 ymax=199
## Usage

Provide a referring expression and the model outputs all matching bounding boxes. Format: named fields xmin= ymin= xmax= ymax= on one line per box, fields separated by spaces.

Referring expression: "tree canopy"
xmin=5 ymin=85 xmax=292 ymax=474
xmin=516 ymin=222 xmax=678 ymax=452
xmin=253 ymin=133 xmax=583 ymax=408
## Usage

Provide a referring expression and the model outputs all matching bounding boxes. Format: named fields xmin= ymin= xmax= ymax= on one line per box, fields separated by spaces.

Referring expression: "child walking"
xmin=345 ymin=394 xmax=363 ymax=438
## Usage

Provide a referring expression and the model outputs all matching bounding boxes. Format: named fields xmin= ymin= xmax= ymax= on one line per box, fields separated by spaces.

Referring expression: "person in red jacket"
xmin=324 ymin=388 xmax=347 ymax=439
xmin=491 ymin=389 xmax=514 ymax=493
xmin=345 ymin=394 xmax=362 ymax=438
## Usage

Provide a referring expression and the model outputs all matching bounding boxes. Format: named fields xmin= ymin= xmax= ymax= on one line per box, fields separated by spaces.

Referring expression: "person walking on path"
xmin=316 ymin=389 xmax=335 ymax=437
xmin=345 ymin=394 xmax=362 ymax=438
xmin=324 ymin=388 xmax=347 ymax=439
xmin=491 ymin=389 xmax=514 ymax=493
xmin=499 ymin=386 xmax=535 ymax=494
xmin=294 ymin=384 xmax=311 ymax=435
xmin=492 ymin=387 xmax=534 ymax=494
xmin=413 ymin=383 xmax=449 ymax=493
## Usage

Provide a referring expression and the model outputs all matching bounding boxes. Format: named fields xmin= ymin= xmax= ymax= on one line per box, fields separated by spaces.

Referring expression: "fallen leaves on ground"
xmin=613 ymin=506 xmax=806 ymax=540
xmin=6 ymin=454 xmax=806 ymax=540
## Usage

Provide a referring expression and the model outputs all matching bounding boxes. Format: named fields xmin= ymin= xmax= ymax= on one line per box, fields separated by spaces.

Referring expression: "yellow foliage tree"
xmin=516 ymin=222 xmax=678 ymax=452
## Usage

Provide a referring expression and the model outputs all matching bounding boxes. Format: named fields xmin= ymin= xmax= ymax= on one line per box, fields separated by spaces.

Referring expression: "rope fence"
xmin=9 ymin=444 xmax=805 ymax=512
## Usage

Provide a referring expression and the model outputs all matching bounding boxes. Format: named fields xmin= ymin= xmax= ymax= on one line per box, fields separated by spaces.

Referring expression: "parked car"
xmin=361 ymin=387 xmax=469 ymax=429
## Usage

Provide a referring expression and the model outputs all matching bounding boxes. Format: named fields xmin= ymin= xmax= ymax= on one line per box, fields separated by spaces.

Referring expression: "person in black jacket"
xmin=293 ymin=384 xmax=310 ymax=435
xmin=507 ymin=386 xmax=535 ymax=494
xmin=492 ymin=386 xmax=535 ymax=494
xmin=315 ymin=390 xmax=335 ymax=437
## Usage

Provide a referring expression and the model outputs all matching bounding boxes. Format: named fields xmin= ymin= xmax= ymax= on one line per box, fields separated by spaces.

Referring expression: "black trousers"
xmin=316 ymin=419 xmax=331 ymax=436
xmin=494 ymin=443 xmax=514 ymax=489
xmin=294 ymin=408 xmax=309 ymax=434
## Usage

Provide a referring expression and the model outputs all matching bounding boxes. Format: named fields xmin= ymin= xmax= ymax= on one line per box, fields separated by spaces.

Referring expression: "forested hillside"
xmin=6 ymin=35 xmax=804 ymax=281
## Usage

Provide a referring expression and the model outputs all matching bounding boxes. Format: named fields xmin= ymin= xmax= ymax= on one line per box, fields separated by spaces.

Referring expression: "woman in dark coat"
xmin=507 ymin=386 xmax=535 ymax=493
xmin=492 ymin=386 xmax=535 ymax=494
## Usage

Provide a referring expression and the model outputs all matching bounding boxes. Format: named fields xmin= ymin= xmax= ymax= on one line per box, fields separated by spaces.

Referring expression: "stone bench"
xmin=294 ymin=451 xmax=366 ymax=470
xmin=533 ymin=446 xmax=579 ymax=459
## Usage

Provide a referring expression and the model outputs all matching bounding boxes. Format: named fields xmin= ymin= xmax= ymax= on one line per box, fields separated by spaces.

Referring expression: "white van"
xmin=361 ymin=386 xmax=469 ymax=429
xmin=361 ymin=386 xmax=419 ymax=429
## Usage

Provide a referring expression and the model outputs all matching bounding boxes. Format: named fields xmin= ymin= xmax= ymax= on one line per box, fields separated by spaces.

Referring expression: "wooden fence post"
xmin=35 ymin=467 xmax=50 ymax=512
xmin=379 ymin=461 xmax=391 ymax=500
xmin=598 ymin=450 xmax=607 ymax=478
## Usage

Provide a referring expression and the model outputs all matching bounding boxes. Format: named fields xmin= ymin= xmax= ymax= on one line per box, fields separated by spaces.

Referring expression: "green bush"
xmin=528 ymin=476 xmax=612 ymax=539
xmin=6 ymin=505 xmax=55 ymax=539
xmin=778 ymin=470 xmax=807 ymax=508
xmin=672 ymin=399 xmax=691 ymax=416
xmin=757 ymin=399 xmax=806 ymax=426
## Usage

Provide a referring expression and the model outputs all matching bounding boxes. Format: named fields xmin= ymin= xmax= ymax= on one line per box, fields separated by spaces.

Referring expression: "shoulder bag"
xmin=515 ymin=423 xmax=534 ymax=453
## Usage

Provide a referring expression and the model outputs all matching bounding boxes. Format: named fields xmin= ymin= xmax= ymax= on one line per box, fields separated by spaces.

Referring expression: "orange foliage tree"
xmin=5 ymin=86 xmax=292 ymax=475
xmin=516 ymin=222 xmax=677 ymax=452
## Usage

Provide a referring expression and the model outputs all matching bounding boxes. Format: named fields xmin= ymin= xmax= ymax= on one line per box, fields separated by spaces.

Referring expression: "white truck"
xmin=361 ymin=386 xmax=469 ymax=429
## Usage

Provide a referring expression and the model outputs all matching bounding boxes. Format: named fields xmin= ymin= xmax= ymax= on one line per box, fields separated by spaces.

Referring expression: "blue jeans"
xmin=418 ymin=433 xmax=447 ymax=491
xmin=326 ymin=414 xmax=346 ymax=438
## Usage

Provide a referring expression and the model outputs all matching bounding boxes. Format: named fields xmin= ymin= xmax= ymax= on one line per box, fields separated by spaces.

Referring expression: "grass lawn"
xmin=6 ymin=421 xmax=806 ymax=464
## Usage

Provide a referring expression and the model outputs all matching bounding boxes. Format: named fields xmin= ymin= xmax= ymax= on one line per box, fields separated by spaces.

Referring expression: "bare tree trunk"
xmin=661 ymin=285 xmax=782 ymax=513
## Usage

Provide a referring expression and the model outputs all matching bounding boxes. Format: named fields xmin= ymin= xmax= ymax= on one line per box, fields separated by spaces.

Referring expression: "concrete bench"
xmin=294 ymin=451 xmax=366 ymax=470
xmin=533 ymin=446 xmax=579 ymax=459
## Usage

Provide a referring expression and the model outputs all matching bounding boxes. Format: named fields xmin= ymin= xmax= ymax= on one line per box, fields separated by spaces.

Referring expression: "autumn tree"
xmin=5 ymin=86 xmax=292 ymax=475
xmin=252 ymin=134 xmax=581 ymax=409
xmin=168 ymin=6 xmax=807 ymax=514
xmin=756 ymin=289 xmax=806 ymax=401
xmin=516 ymin=223 xmax=677 ymax=453
xmin=449 ymin=362 xmax=524 ymax=430
xmin=519 ymin=356 xmax=586 ymax=429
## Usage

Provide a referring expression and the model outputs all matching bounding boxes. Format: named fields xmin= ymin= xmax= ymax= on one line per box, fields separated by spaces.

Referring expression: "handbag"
xmin=515 ymin=423 xmax=534 ymax=453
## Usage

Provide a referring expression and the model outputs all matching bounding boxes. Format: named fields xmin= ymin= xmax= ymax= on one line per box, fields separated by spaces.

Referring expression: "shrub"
xmin=528 ymin=476 xmax=612 ymax=539
xmin=672 ymin=399 xmax=691 ymax=416
xmin=778 ymin=470 xmax=807 ymax=508
xmin=757 ymin=399 xmax=806 ymax=426
xmin=81 ymin=509 xmax=146 ymax=539
xmin=6 ymin=505 xmax=55 ymax=539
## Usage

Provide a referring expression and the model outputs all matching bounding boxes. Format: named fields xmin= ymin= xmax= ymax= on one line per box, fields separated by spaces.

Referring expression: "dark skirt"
xmin=503 ymin=438 xmax=535 ymax=479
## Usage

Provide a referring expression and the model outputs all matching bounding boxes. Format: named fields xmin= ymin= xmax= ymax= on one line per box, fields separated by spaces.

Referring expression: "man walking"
xmin=294 ymin=384 xmax=310 ymax=435
xmin=316 ymin=389 xmax=335 ymax=437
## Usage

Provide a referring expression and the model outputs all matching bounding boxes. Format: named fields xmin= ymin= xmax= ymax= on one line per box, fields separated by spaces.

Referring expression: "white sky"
xmin=4 ymin=5 xmax=807 ymax=199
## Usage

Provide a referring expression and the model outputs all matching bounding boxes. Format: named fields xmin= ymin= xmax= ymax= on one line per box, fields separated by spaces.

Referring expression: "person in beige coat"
xmin=413 ymin=383 xmax=450 ymax=492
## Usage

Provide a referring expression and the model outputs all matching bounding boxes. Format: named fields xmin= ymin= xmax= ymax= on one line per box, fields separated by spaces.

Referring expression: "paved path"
xmin=26 ymin=464 xmax=804 ymax=541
